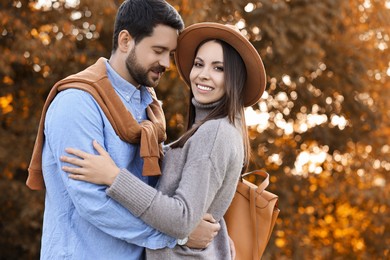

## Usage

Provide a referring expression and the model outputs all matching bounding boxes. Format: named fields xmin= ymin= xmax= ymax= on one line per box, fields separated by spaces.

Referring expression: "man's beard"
xmin=125 ymin=48 xmax=166 ymax=88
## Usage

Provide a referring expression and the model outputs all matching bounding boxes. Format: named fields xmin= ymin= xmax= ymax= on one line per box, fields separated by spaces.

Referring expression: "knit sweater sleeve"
xmin=106 ymin=119 xmax=244 ymax=238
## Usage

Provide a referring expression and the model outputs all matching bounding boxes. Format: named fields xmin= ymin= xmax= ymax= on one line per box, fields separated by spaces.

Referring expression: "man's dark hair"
xmin=112 ymin=0 xmax=184 ymax=52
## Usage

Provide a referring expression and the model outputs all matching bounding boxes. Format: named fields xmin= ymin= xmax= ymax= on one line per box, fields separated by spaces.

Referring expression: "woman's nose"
xmin=198 ymin=68 xmax=210 ymax=80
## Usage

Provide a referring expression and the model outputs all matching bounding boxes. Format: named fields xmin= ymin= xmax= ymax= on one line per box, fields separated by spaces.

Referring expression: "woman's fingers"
xmin=92 ymin=140 xmax=109 ymax=156
xmin=68 ymin=173 xmax=86 ymax=181
xmin=62 ymin=165 xmax=82 ymax=174
xmin=62 ymin=141 xmax=107 ymax=164
xmin=64 ymin=147 xmax=91 ymax=159
xmin=60 ymin=155 xmax=85 ymax=167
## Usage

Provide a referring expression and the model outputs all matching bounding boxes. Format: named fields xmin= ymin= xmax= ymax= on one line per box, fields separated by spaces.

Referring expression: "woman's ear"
xmin=118 ymin=30 xmax=134 ymax=52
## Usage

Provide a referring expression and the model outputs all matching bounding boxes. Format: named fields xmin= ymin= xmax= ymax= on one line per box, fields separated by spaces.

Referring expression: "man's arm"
xmin=45 ymin=89 xmax=176 ymax=249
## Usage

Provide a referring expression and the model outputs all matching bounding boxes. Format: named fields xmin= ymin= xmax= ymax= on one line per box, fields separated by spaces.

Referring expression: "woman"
xmin=61 ymin=22 xmax=266 ymax=259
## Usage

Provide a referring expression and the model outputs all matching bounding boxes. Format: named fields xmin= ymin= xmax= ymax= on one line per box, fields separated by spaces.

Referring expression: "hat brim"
xmin=175 ymin=22 xmax=266 ymax=107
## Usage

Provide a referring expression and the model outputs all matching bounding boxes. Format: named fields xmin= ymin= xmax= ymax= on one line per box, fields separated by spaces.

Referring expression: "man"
xmin=26 ymin=1 xmax=219 ymax=259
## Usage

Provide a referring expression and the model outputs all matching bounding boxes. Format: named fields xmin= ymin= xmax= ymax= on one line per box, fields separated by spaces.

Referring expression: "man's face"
xmin=125 ymin=24 xmax=178 ymax=88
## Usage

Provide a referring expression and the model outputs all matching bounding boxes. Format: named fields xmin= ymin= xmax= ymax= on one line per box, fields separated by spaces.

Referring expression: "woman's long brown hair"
xmin=171 ymin=39 xmax=250 ymax=169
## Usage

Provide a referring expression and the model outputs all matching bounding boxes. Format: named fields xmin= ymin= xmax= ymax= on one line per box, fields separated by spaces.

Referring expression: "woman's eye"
xmin=194 ymin=62 xmax=203 ymax=67
xmin=215 ymin=66 xmax=224 ymax=72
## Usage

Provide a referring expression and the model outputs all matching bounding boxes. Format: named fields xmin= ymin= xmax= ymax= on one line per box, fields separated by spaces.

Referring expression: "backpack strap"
xmin=242 ymin=170 xmax=270 ymax=192
xmin=250 ymin=187 xmax=260 ymax=260
xmin=243 ymin=170 xmax=270 ymax=260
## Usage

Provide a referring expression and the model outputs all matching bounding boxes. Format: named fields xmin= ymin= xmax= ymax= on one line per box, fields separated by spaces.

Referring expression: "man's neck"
xmin=108 ymin=55 xmax=140 ymax=88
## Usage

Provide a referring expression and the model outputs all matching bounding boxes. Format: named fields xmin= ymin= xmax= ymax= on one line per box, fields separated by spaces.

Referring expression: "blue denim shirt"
xmin=40 ymin=61 xmax=176 ymax=259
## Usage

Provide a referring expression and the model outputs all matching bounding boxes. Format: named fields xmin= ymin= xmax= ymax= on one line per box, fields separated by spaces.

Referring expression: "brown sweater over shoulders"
xmin=27 ymin=57 xmax=166 ymax=190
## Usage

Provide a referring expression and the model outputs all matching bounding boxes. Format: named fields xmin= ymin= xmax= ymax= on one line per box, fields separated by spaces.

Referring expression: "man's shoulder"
xmin=48 ymin=88 xmax=100 ymax=116
xmin=53 ymin=88 xmax=96 ymax=104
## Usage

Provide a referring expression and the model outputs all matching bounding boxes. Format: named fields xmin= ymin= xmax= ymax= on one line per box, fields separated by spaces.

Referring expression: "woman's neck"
xmin=192 ymin=98 xmax=221 ymax=123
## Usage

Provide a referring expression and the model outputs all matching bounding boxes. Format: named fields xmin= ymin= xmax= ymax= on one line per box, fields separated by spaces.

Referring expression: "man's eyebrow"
xmin=152 ymin=46 xmax=176 ymax=52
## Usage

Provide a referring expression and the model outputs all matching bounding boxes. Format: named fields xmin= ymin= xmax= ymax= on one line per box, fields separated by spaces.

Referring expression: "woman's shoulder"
xmin=198 ymin=117 xmax=242 ymax=139
xmin=192 ymin=117 xmax=244 ymax=169
xmin=189 ymin=117 xmax=243 ymax=153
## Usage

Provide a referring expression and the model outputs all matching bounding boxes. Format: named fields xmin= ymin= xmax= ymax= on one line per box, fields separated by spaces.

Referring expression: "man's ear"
xmin=118 ymin=30 xmax=134 ymax=52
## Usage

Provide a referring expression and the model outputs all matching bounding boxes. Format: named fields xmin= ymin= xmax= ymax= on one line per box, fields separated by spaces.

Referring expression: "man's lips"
xmin=150 ymin=70 xmax=161 ymax=77
xmin=151 ymin=66 xmax=165 ymax=74
xmin=150 ymin=67 xmax=165 ymax=79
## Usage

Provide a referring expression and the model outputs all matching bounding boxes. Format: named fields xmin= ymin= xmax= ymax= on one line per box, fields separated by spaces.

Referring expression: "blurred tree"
xmin=0 ymin=0 xmax=116 ymax=257
xmin=0 ymin=0 xmax=389 ymax=259
xmin=223 ymin=0 xmax=390 ymax=258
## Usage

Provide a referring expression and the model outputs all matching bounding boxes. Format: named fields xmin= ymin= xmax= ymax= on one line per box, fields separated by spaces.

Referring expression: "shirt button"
xmin=125 ymin=96 xmax=130 ymax=102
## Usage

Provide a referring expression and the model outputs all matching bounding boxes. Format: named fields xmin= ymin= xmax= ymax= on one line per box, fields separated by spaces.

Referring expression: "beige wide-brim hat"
xmin=175 ymin=22 xmax=266 ymax=107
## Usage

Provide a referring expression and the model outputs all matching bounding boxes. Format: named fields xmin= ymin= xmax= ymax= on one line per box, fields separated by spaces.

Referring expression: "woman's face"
xmin=189 ymin=40 xmax=226 ymax=104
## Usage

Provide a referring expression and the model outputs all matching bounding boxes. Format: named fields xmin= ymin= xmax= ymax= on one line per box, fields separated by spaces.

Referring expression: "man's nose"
xmin=159 ymin=53 xmax=170 ymax=69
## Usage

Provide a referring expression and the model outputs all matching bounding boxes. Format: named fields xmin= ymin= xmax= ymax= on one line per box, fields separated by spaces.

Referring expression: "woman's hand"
xmin=60 ymin=140 xmax=120 ymax=186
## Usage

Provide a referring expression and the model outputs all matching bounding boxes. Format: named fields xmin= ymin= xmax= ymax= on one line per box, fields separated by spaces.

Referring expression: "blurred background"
xmin=0 ymin=0 xmax=389 ymax=259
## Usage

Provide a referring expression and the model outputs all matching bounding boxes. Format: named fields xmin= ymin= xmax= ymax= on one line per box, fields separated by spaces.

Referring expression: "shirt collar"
xmin=105 ymin=60 xmax=153 ymax=106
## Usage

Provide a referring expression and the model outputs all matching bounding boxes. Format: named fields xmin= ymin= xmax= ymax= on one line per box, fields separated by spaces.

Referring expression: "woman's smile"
xmin=196 ymin=84 xmax=214 ymax=92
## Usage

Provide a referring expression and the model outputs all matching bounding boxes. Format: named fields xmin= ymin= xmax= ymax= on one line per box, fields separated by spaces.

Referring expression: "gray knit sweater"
xmin=106 ymin=99 xmax=244 ymax=259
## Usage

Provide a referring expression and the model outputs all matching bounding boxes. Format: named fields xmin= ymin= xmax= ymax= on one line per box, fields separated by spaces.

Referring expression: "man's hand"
xmin=185 ymin=213 xmax=221 ymax=249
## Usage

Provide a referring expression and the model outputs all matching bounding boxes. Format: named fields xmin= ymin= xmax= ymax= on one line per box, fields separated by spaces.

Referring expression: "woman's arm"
xmin=61 ymin=121 xmax=242 ymax=238
xmin=61 ymin=142 xmax=223 ymax=238
xmin=61 ymin=139 xmax=223 ymax=242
